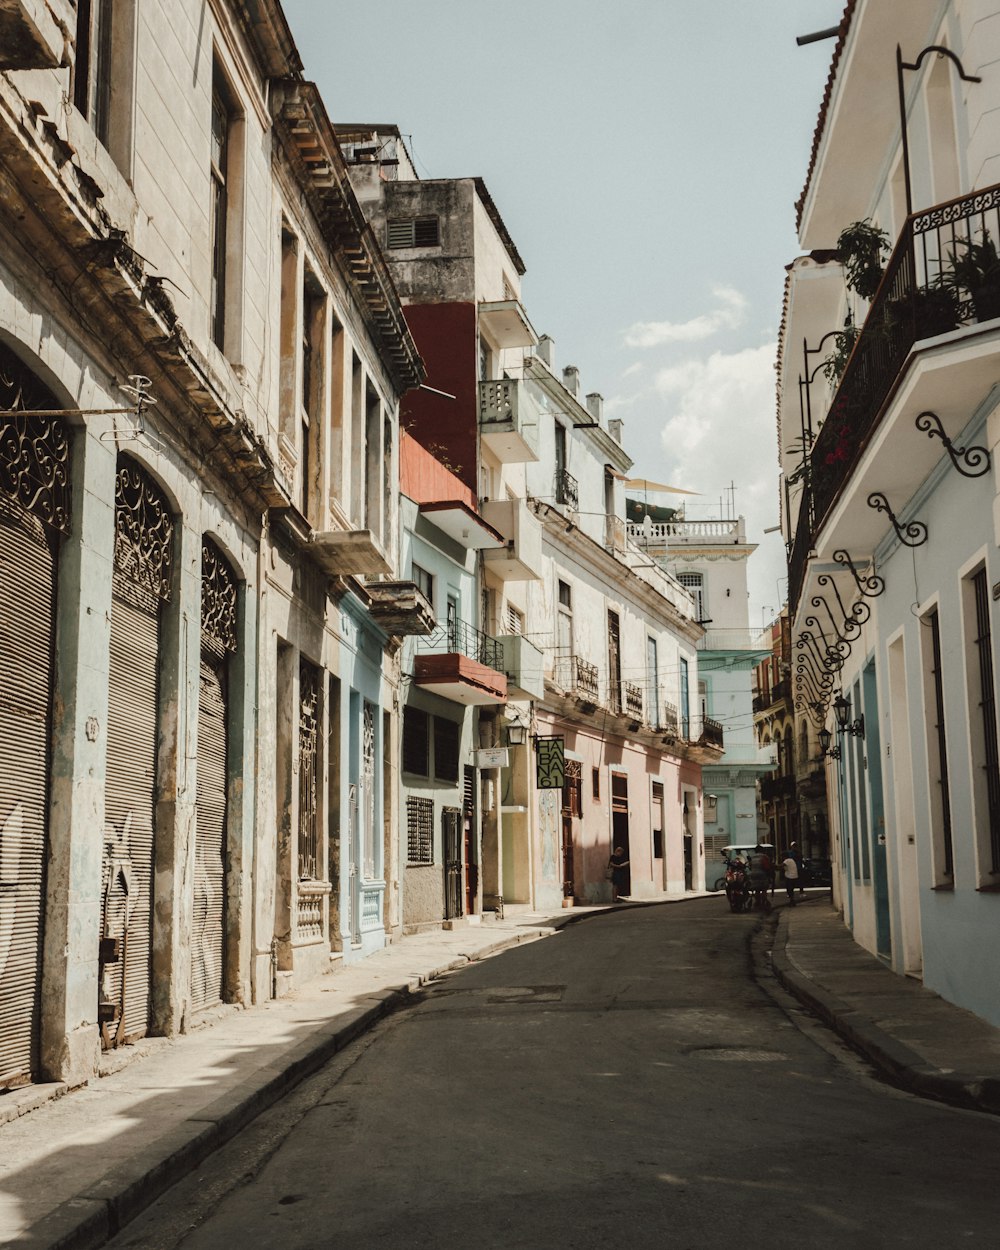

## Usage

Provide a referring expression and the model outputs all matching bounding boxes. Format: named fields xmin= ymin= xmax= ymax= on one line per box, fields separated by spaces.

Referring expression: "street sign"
xmin=535 ymin=736 xmax=565 ymax=789
xmin=476 ymin=747 xmax=509 ymax=768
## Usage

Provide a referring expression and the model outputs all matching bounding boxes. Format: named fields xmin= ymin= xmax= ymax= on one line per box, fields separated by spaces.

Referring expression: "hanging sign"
xmin=535 ymin=736 xmax=565 ymax=789
xmin=476 ymin=747 xmax=509 ymax=768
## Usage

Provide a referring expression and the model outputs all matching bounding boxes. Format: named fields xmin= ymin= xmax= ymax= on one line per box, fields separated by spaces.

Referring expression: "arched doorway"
xmin=0 ymin=346 xmax=70 ymax=1086
xmin=191 ymin=538 xmax=238 ymax=1012
xmin=99 ymin=455 xmax=174 ymax=1048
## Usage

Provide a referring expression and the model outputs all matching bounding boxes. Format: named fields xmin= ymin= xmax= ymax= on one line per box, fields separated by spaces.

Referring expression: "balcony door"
xmin=608 ymin=611 xmax=622 ymax=713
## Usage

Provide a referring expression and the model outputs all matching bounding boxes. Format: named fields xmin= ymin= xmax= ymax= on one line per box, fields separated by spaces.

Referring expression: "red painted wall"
xmin=401 ymin=301 xmax=478 ymax=495
xmin=400 ymin=430 xmax=476 ymax=510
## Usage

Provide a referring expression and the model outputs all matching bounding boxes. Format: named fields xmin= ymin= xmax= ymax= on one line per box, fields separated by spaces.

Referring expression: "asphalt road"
xmin=110 ymin=901 xmax=1000 ymax=1249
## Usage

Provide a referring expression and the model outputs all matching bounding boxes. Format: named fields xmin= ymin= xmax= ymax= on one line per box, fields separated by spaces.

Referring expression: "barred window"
xmin=403 ymin=707 xmax=430 ymax=776
xmin=406 ymin=796 xmax=434 ymax=864
xmin=387 ymin=216 xmax=440 ymax=249
xmin=434 ymin=717 xmax=460 ymax=783
xmin=563 ymin=759 xmax=582 ymax=817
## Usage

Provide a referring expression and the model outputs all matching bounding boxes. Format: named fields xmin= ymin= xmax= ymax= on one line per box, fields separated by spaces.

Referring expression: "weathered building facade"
xmin=780 ymin=0 xmax=1000 ymax=1026
xmin=0 ymin=0 xmax=420 ymax=1091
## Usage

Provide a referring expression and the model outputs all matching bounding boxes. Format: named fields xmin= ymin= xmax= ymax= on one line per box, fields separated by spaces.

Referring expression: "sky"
xmin=280 ymin=0 xmax=843 ymax=628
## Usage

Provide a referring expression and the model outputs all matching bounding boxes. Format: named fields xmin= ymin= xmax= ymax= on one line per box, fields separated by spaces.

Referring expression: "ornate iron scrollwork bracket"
xmin=867 ymin=492 xmax=928 ymax=548
xmin=915 ymin=410 xmax=990 ymax=478
xmin=832 ymin=549 xmax=885 ymax=597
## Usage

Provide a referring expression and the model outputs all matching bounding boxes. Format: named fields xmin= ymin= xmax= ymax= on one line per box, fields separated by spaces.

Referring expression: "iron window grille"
xmin=554 ymin=468 xmax=579 ymax=508
xmin=406 ymin=796 xmax=434 ymax=864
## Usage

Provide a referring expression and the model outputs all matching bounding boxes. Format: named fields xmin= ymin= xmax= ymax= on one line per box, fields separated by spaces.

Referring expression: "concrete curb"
xmin=39 ymin=925 xmax=553 ymax=1250
xmin=766 ymin=908 xmax=1000 ymax=1117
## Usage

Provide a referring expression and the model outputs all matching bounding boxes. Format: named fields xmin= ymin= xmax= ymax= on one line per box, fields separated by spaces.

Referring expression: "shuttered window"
xmin=433 ymin=717 xmax=460 ymax=783
xmin=387 ymin=216 xmax=439 ymax=249
xmin=403 ymin=707 xmax=430 ymax=776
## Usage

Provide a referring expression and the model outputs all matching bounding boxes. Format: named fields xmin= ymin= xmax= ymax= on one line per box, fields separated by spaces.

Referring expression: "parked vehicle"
xmin=711 ymin=843 xmax=776 ymax=891
xmin=800 ymin=857 xmax=833 ymax=887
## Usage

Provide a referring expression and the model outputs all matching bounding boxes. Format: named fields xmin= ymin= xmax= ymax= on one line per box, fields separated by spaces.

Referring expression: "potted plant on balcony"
xmin=939 ymin=232 xmax=1000 ymax=323
xmin=837 ymin=219 xmax=891 ymax=300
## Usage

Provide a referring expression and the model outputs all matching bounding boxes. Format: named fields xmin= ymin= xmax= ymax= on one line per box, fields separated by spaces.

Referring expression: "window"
xmin=74 ymin=0 xmax=113 ymax=145
xmin=403 ymin=707 xmax=429 ymax=776
xmin=592 ymin=767 xmax=601 ymax=800
xmin=434 ymin=718 xmax=460 ymax=783
xmin=387 ymin=217 xmax=440 ymax=249
xmin=412 ymin=563 xmax=434 ymax=606
xmin=506 ymin=603 xmax=524 ymax=635
xmin=647 ymin=637 xmax=659 ymax=728
xmin=406 ymin=796 xmax=434 ymax=864
xmin=210 ymin=71 xmax=232 ymax=351
xmin=967 ymin=568 xmax=1000 ymax=876
xmin=608 ymin=610 xmax=622 ymax=713
xmin=921 ymin=607 xmax=953 ymax=882
xmin=563 ymin=760 xmax=582 ymax=818
xmin=680 ymin=656 xmax=690 ymax=738
xmin=677 ymin=571 xmax=706 ymax=621
xmin=301 ymin=270 xmax=325 ymax=522
xmin=298 ymin=659 xmax=321 ymax=880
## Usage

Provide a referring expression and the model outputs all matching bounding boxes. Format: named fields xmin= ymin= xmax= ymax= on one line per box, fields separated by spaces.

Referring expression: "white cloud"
xmin=621 ymin=361 xmax=644 ymax=378
xmin=622 ymin=286 xmax=748 ymax=349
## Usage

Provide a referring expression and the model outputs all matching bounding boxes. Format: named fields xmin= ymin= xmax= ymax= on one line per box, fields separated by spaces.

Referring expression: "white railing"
xmin=627 ymin=518 xmax=742 ymax=543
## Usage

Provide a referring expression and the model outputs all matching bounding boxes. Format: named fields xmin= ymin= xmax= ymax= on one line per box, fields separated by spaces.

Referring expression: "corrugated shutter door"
xmin=191 ymin=656 xmax=226 ymax=1011
xmin=0 ymin=507 xmax=55 ymax=1086
xmin=101 ymin=576 xmax=159 ymax=1045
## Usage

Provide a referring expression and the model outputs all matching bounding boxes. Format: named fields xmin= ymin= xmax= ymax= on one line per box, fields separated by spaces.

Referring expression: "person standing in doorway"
xmin=782 ymin=850 xmax=800 ymax=905
xmin=608 ymin=846 xmax=630 ymax=901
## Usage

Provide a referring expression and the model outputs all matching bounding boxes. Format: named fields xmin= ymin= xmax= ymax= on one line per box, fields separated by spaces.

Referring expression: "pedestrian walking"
xmin=608 ymin=845 xmax=630 ymax=901
xmin=789 ymin=841 xmax=804 ymax=894
xmin=782 ymin=851 xmax=800 ymax=905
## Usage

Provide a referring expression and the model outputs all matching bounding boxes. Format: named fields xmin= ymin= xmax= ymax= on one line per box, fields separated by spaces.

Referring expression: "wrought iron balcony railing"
xmin=700 ymin=716 xmax=724 ymax=749
xmin=554 ymin=467 xmax=578 ymax=508
xmin=419 ymin=617 xmax=503 ymax=671
xmin=791 ymin=182 xmax=1000 ymax=613
xmin=623 ymin=681 xmax=643 ymax=720
xmin=662 ymin=701 xmax=680 ymax=739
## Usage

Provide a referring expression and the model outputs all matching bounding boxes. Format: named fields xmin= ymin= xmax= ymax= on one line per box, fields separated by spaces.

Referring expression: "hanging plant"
xmin=837 ymin=219 xmax=891 ymax=300
xmin=821 ymin=313 xmax=860 ymax=387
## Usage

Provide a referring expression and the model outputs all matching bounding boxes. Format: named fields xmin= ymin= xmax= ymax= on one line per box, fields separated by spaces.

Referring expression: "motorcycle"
xmin=723 ymin=858 xmax=752 ymax=913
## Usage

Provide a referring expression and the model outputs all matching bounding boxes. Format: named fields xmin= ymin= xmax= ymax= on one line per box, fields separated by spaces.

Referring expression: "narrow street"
xmin=109 ymin=901 xmax=1000 ymax=1250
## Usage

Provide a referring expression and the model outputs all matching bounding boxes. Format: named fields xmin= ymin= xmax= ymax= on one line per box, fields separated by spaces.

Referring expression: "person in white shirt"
xmin=782 ymin=852 xmax=800 ymax=906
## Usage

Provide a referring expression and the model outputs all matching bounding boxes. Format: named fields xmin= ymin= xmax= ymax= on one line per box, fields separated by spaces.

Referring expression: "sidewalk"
xmin=0 ymin=899 xmax=653 ymax=1250
xmin=767 ymin=896 xmax=1000 ymax=1115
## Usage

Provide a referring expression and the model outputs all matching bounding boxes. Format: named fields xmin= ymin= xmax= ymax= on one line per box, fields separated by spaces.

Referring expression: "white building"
xmin=780 ymin=0 xmax=1000 ymax=1026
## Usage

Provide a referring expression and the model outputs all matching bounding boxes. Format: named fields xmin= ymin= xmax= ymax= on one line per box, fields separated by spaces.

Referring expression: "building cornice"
xmin=271 ymin=80 xmax=425 ymax=396
xmin=524 ymin=355 xmax=633 ymax=471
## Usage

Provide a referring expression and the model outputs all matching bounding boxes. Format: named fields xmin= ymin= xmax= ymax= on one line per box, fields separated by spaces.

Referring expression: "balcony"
xmin=699 ymin=716 xmax=724 ymax=750
xmin=791 ymin=182 xmax=1000 ymax=613
xmin=414 ymin=618 xmax=506 ymax=706
xmin=553 ymin=654 xmax=601 ymax=709
xmin=627 ymin=517 xmax=745 ymax=546
xmin=311 ymin=527 xmax=392 ymax=577
xmin=479 ymin=379 xmax=540 ymax=464
xmin=478 ymin=299 xmax=538 ymax=350
xmin=554 ymin=468 xmax=578 ymax=509
xmin=623 ymin=681 xmax=644 ymax=722
xmin=0 ymin=0 xmax=74 ymax=68
xmin=481 ymin=498 xmax=543 ymax=582
xmin=661 ymin=702 xmax=680 ymax=742
xmin=418 ymin=500 xmax=505 ymax=550
xmin=365 ymin=581 xmax=435 ymax=636
xmin=495 ymin=633 xmax=545 ymax=700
